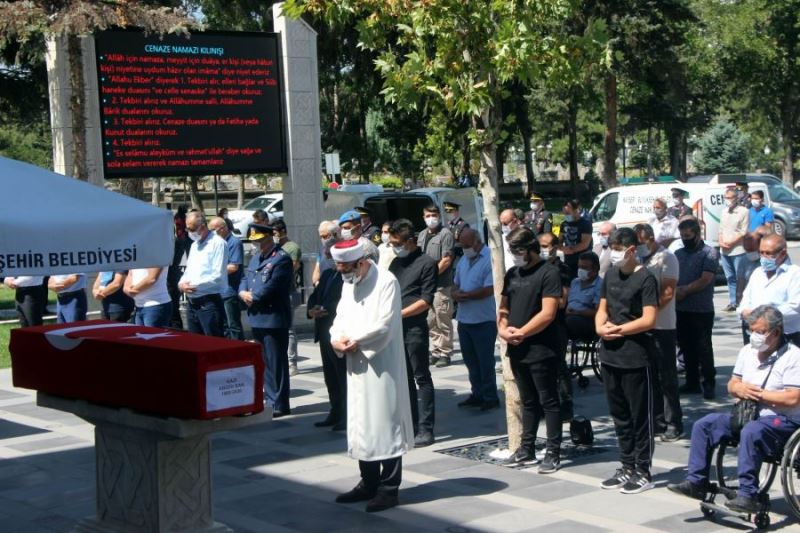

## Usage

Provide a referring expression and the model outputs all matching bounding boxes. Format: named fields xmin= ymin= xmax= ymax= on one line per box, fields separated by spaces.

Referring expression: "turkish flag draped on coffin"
xmin=10 ymin=321 xmax=264 ymax=419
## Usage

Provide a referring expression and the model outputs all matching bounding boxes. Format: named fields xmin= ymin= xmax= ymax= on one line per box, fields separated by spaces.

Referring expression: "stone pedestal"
xmin=37 ymin=393 xmax=270 ymax=533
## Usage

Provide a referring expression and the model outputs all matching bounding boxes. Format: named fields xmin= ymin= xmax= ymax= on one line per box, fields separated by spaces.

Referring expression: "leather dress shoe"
xmin=314 ymin=415 xmax=337 ymax=427
xmin=365 ymin=491 xmax=398 ymax=512
xmin=335 ymin=482 xmax=376 ymax=503
xmin=331 ymin=421 xmax=347 ymax=431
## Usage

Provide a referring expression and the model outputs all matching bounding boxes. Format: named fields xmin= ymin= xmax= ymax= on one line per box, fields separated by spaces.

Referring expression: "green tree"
xmin=693 ymin=119 xmax=749 ymax=174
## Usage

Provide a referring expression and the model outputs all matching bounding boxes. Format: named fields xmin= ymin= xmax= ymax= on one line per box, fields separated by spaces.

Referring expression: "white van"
xmin=589 ymin=182 xmax=776 ymax=247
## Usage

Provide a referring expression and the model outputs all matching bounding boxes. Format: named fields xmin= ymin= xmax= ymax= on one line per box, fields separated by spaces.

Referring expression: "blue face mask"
xmin=760 ymin=256 xmax=778 ymax=272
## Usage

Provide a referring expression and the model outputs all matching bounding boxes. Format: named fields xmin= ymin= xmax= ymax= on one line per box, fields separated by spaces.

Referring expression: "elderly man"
xmin=179 ymin=211 xmax=228 ymax=337
xmin=500 ymin=208 xmax=524 ymax=272
xmin=648 ymin=198 xmax=680 ymax=247
xmin=635 ymin=223 xmax=683 ymax=442
xmin=592 ymin=222 xmax=616 ymax=278
xmin=239 ymin=223 xmax=294 ymax=417
xmin=339 ymin=210 xmax=379 ymax=262
xmin=738 ymin=234 xmax=800 ymax=345
xmin=389 ymin=219 xmax=438 ymax=447
xmin=668 ymin=305 xmax=800 ymax=514
xmin=453 ymin=228 xmax=499 ymax=410
xmin=419 ymin=204 xmax=456 ymax=367
xmin=208 ymin=216 xmax=245 ymax=340
xmin=330 ymin=239 xmax=414 ymax=513
xmin=313 ymin=220 xmax=338 ymax=286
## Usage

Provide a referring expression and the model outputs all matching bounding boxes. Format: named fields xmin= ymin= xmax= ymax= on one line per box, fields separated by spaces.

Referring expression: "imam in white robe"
xmin=330 ymin=263 xmax=414 ymax=461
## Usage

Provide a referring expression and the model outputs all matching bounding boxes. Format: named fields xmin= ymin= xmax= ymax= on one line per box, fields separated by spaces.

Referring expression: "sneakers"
xmin=724 ymin=304 xmax=737 ymax=312
xmin=667 ymin=480 xmax=708 ymax=501
xmin=661 ymin=427 xmax=683 ymax=442
xmin=725 ymin=494 xmax=760 ymax=514
xmin=538 ymin=452 xmax=560 ymax=474
xmin=503 ymin=447 xmax=538 ymax=466
xmin=435 ymin=357 xmax=451 ymax=368
xmin=620 ymin=469 xmax=654 ymax=494
xmin=457 ymin=395 xmax=482 ymax=408
xmin=601 ymin=467 xmax=633 ymax=490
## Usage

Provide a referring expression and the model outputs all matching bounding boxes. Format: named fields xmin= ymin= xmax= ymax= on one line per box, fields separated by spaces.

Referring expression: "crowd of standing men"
xmin=4 ymin=181 xmax=799 ymax=512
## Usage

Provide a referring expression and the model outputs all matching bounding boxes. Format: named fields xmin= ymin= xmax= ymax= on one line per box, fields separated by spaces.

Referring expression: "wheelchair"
xmin=568 ymin=336 xmax=602 ymax=389
xmin=698 ymin=427 xmax=800 ymax=529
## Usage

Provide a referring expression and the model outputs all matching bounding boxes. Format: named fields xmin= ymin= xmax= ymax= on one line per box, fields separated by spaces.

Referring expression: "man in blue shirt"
xmin=209 ymin=216 xmax=245 ymax=340
xmin=453 ymin=228 xmax=499 ymax=410
xmin=565 ymin=252 xmax=602 ymax=341
xmin=740 ymin=190 xmax=776 ymax=290
xmin=179 ymin=212 xmax=229 ymax=337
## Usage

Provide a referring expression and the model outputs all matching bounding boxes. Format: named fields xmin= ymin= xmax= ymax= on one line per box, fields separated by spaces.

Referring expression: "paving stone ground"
xmin=1 ymin=286 xmax=799 ymax=532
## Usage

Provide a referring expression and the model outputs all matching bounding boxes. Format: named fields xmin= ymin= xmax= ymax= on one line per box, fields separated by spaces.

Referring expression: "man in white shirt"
xmin=592 ymin=221 xmax=616 ymax=278
xmin=648 ymin=198 xmax=680 ymax=248
xmin=738 ymin=234 xmax=800 ymax=345
xmin=635 ymin=223 xmax=683 ymax=441
xmin=179 ymin=211 xmax=229 ymax=337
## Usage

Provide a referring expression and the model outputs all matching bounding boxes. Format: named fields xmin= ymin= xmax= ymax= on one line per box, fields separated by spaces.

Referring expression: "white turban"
xmin=330 ymin=239 xmax=365 ymax=263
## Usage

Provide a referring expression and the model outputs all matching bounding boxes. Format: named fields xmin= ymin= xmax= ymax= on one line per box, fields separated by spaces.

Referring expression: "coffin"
xmin=10 ymin=320 xmax=264 ymax=419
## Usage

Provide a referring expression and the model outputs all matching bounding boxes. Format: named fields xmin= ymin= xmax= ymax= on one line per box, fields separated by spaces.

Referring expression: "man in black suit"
xmin=307 ymin=265 xmax=346 ymax=431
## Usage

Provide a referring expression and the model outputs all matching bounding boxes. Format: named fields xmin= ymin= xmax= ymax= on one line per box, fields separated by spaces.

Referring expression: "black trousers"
xmin=676 ymin=311 xmax=715 ymax=387
xmin=403 ymin=321 xmax=435 ymax=434
xmin=319 ymin=331 xmax=347 ymax=423
xmin=186 ymin=294 xmax=226 ymax=337
xmin=601 ymin=363 xmax=654 ymax=472
xmin=359 ymin=457 xmax=402 ymax=495
xmin=651 ymin=329 xmax=682 ymax=432
xmin=510 ymin=356 xmax=562 ymax=455
xmin=15 ymin=285 xmax=46 ymax=327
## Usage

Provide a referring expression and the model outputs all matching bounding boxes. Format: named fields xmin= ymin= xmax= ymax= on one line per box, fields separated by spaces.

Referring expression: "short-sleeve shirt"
xmin=418 ymin=226 xmax=455 ymax=287
xmin=389 ymin=248 xmax=438 ymax=327
xmin=648 ymin=215 xmax=680 ymax=245
xmin=559 ymin=217 xmax=593 ymax=272
xmin=642 ymin=247 xmax=679 ymax=330
xmin=599 ymin=266 xmax=659 ymax=368
xmin=502 ymin=260 xmax=563 ymax=363
xmin=223 ymin=234 xmax=245 ymax=299
xmin=675 ymin=242 xmax=718 ymax=313
xmin=748 ymin=206 xmax=775 ymax=232
xmin=454 ymin=245 xmax=495 ymax=324
xmin=720 ymin=205 xmax=749 ymax=256
xmin=567 ymin=277 xmax=602 ymax=312
xmin=733 ymin=342 xmax=800 ymax=419
xmin=99 ymin=271 xmax=134 ymax=313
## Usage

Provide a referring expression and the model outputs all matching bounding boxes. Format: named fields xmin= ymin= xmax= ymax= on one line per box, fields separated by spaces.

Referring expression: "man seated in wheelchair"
xmin=668 ymin=305 xmax=800 ymax=513
xmin=565 ymin=251 xmax=602 ymax=341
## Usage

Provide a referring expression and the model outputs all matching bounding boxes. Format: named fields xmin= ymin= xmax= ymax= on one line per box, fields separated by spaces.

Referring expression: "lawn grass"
xmin=0 ymin=323 xmax=12 ymax=369
xmin=0 ymin=285 xmax=57 ymax=310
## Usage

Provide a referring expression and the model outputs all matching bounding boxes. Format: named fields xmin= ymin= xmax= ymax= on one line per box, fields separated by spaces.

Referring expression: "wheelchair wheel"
xmin=591 ymin=345 xmax=603 ymax=382
xmin=754 ymin=512 xmax=770 ymax=529
xmin=780 ymin=427 xmax=800 ymax=520
xmin=715 ymin=440 xmax=779 ymax=493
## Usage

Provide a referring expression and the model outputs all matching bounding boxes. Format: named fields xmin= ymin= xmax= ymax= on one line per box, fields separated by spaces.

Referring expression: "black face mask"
xmin=681 ymin=236 xmax=699 ymax=250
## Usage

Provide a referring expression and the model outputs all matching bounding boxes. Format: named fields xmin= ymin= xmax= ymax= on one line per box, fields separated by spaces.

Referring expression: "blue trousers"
xmin=56 ymin=290 xmax=87 ymax=324
xmin=687 ymin=412 xmax=800 ymax=497
xmin=252 ymin=327 xmax=290 ymax=414
xmin=457 ymin=321 xmax=499 ymax=403
xmin=720 ymin=253 xmax=746 ymax=306
xmin=134 ymin=302 xmax=172 ymax=328
xmin=186 ymin=294 xmax=225 ymax=337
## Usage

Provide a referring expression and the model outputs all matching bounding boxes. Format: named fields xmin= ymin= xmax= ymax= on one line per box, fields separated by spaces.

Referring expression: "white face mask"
xmin=749 ymin=331 xmax=769 ymax=352
xmin=609 ymin=250 xmax=627 ymax=265
xmin=502 ymin=224 xmax=512 ymax=236
xmin=725 ymin=199 xmax=734 ymax=208
xmin=531 ymin=202 xmax=542 ymax=212
xmin=511 ymin=254 xmax=528 ymax=267
xmin=341 ymin=228 xmax=353 ymax=240
xmin=540 ymin=248 xmax=550 ymax=260
xmin=577 ymin=268 xmax=590 ymax=281
xmin=463 ymin=247 xmax=478 ymax=259
xmin=425 ymin=217 xmax=440 ymax=229
xmin=188 ymin=231 xmax=201 ymax=242
xmin=393 ymin=245 xmax=409 ymax=258
xmin=381 ymin=233 xmax=390 ymax=244
xmin=752 ymin=199 xmax=762 ymax=208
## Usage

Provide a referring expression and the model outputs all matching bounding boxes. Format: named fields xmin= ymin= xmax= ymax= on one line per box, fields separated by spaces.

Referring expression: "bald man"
xmin=738 ymin=233 xmax=800 ymax=345
xmin=592 ymin=222 xmax=616 ymax=277
xmin=208 ymin=216 xmax=245 ymax=340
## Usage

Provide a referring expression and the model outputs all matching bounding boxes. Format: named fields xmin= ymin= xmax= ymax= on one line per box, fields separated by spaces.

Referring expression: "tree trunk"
xmin=67 ymin=35 xmax=87 ymax=181
xmin=646 ymin=127 xmax=654 ymax=180
xmin=602 ymin=72 xmax=618 ymax=189
xmin=496 ymin=141 xmax=507 ymax=183
xmin=151 ymin=178 xmax=161 ymax=206
xmin=119 ymin=179 xmax=143 ymax=200
xmin=522 ymin=128 xmax=535 ymax=193
xmin=782 ymin=123 xmax=795 ymax=186
xmin=567 ymin=100 xmax=579 ymax=198
xmin=461 ymin=133 xmax=471 ymax=177
xmin=189 ymin=177 xmax=204 ymax=211
xmin=668 ymin=126 xmax=685 ymax=181
xmin=238 ymin=175 xmax=246 ymax=208
xmin=475 ymin=101 xmax=522 ymax=453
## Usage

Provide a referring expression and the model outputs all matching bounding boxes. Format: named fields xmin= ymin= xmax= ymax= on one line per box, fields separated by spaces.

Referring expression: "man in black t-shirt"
xmin=498 ymin=227 xmax=564 ymax=474
xmin=596 ymin=227 xmax=659 ymax=495
xmin=560 ymin=199 xmax=593 ymax=279
xmin=388 ymin=219 xmax=438 ymax=447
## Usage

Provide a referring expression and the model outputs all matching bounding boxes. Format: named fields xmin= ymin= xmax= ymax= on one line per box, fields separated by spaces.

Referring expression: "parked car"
xmin=227 ymin=193 xmax=283 ymax=236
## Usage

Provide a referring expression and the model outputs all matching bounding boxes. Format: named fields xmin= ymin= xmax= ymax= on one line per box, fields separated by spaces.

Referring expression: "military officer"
xmin=356 ymin=206 xmax=382 ymax=246
xmin=238 ymin=223 xmax=295 ymax=417
xmin=668 ymin=188 xmax=693 ymax=219
xmin=524 ymin=193 xmax=553 ymax=236
xmin=444 ymin=201 xmax=470 ymax=258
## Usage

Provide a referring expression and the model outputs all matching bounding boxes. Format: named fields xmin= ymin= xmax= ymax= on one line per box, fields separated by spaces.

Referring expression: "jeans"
xmin=651 ymin=329 xmax=682 ymax=432
xmin=457 ymin=321 xmax=498 ymax=403
xmin=676 ymin=311 xmax=716 ymax=388
xmin=134 ymin=302 xmax=173 ymax=328
xmin=222 ymin=295 xmax=244 ymax=340
xmin=510 ymin=356 xmax=562 ymax=455
xmin=720 ymin=253 xmax=746 ymax=306
xmin=102 ymin=307 xmax=133 ymax=323
xmin=186 ymin=294 xmax=225 ymax=337
xmin=56 ymin=290 xmax=87 ymax=324
xmin=403 ymin=321 xmax=435 ymax=434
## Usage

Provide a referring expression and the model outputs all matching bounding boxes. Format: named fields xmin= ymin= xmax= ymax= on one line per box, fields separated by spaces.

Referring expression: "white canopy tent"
xmin=0 ymin=156 xmax=174 ymax=277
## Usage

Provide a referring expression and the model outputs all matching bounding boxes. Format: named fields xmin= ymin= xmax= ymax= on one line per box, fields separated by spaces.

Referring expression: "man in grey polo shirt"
xmin=418 ymin=204 xmax=455 ymax=367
